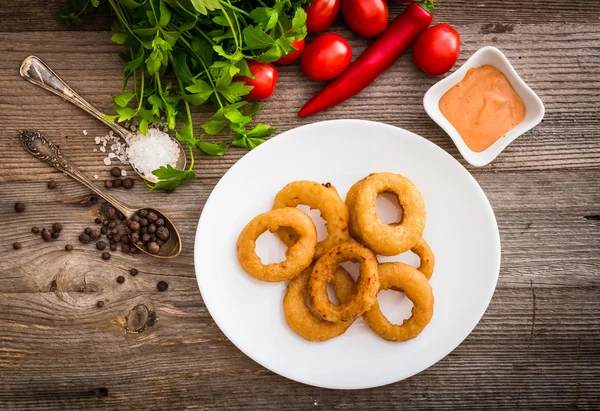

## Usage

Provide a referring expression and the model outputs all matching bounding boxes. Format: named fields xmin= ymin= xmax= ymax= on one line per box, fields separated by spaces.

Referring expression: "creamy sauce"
xmin=439 ymin=65 xmax=526 ymax=152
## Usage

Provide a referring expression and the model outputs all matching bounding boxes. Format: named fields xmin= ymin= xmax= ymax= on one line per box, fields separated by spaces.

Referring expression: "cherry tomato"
xmin=412 ymin=24 xmax=461 ymax=76
xmin=276 ymin=38 xmax=305 ymax=65
xmin=342 ymin=0 xmax=388 ymax=38
xmin=234 ymin=60 xmax=278 ymax=100
xmin=301 ymin=33 xmax=352 ymax=81
xmin=305 ymin=0 xmax=341 ymax=33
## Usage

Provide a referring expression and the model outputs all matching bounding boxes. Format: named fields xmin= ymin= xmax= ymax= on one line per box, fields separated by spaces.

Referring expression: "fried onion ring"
xmin=412 ymin=238 xmax=435 ymax=279
xmin=273 ymin=181 xmax=349 ymax=259
xmin=345 ymin=177 xmax=366 ymax=243
xmin=237 ymin=207 xmax=317 ymax=282
xmin=355 ymin=173 xmax=426 ymax=256
xmin=308 ymin=242 xmax=379 ymax=322
xmin=284 ymin=267 xmax=357 ymax=341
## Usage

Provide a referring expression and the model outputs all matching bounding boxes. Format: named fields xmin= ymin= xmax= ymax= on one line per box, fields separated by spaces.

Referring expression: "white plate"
xmin=194 ymin=120 xmax=500 ymax=389
xmin=424 ymin=46 xmax=545 ymax=167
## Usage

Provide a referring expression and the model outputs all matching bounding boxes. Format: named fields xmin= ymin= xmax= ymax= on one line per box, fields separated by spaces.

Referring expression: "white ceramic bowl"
xmin=423 ymin=46 xmax=545 ymax=167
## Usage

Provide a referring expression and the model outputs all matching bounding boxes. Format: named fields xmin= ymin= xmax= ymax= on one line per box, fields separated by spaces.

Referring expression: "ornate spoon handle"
xmin=19 ymin=55 xmax=133 ymax=140
xmin=20 ymin=130 xmax=135 ymax=218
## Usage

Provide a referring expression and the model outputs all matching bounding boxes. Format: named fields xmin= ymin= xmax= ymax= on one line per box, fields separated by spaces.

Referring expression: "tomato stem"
xmin=418 ymin=0 xmax=435 ymax=13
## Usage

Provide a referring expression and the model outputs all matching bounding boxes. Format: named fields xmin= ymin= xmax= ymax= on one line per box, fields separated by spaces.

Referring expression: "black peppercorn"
xmin=78 ymin=233 xmax=91 ymax=244
xmin=100 ymin=226 xmax=108 ymax=235
xmin=12 ymin=242 xmax=22 ymax=250
xmin=65 ymin=244 xmax=73 ymax=251
xmin=140 ymin=227 xmax=148 ymax=235
xmin=132 ymin=214 xmax=141 ymax=223
xmin=106 ymin=233 xmax=113 ymax=241
xmin=52 ymin=223 xmax=62 ymax=232
xmin=104 ymin=180 xmax=113 ymax=189
xmin=14 ymin=202 xmax=25 ymax=212
xmin=138 ymin=209 xmax=148 ymax=218
xmin=117 ymin=211 xmax=125 ymax=220
xmin=155 ymin=218 xmax=165 ymax=227
xmin=129 ymin=221 xmax=140 ymax=231
xmin=156 ymin=226 xmax=170 ymax=241
xmin=84 ymin=227 xmax=92 ymax=235
xmin=105 ymin=206 xmax=117 ymax=220
xmin=157 ymin=281 xmax=168 ymax=292
xmin=121 ymin=235 xmax=130 ymax=244
xmin=148 ymin=224 xmax=157 ymax=234
xmin=96 ymin=301 xmax=104 ymax=308
xmin=90 ymin=229 xmax=101 ymax=240
xmin=95 ymin=217 xmax=102 ymax=224
xmin=47 ymin=181 xmax=58 ymax=189
xmin=130 ymin=246 xmax=139 ymax=254
xmin=147 ymin=211 xmax=158 ymax=222
xmin=102 ymin=219 xmax=109 ymax=226
xmin=113 ymin=178 xmax=123 ymax=188
xmin=156 ymin=239 xmax=164 ymax=246
xmin=122 ymin=177 xmax=134 ymax=189
xmin=108 ymin=221 xmax=117 ymax=229
xmin=116 ymin=276 xmax=125 ymax=284
xmin=51 ymin=231 xmax=60 ymax=239
xmin=101 ymin=252 xmax=111 ymax=260
xmin=149 ymin=234 xmax=157 ymax=243
xmin=147 ymin=242 xmax=160 ymax=254
xmin=130 ymin=268 xmax=138 ymax=276
xmin=109 ymin=243 xmax=117 ymax=251
xmin=113 ymin=234 xmax=121 ymax=243
xmin=96 ymin=241 xmax=107 ymax=250
xmin=31 ymin=226 xmax=40 ymax=234
xmin=41 ymin=229 xmax=52 ymax=242
xmin=141 ymin=233 xmax=150 ymax=243
xmin=121 ymin=244 xmax=130 ymax=253
xmin=139 ymin=218 xmax=148 ymax=227
xmin=110 ymin=167 xmax=122 ymax=178
xmin=130 ymin=232 xmax=140 ymax=243
xmin=111 ymin=228 xmax=119 ymax=235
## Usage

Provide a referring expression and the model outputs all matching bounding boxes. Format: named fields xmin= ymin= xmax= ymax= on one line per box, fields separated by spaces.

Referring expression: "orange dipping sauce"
xmin=439 ymin=65 xmax=526 ymax=152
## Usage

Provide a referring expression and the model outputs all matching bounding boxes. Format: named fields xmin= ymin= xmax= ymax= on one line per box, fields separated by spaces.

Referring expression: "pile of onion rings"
xmin=236 ymin=173 xmax=436 ymax=343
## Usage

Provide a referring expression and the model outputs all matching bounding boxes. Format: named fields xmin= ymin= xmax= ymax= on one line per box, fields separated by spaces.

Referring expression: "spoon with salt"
xmin=20 ymin=130 xmax=182 ymax=259
xmin=19 ymin=55 xmax=186 ymax=184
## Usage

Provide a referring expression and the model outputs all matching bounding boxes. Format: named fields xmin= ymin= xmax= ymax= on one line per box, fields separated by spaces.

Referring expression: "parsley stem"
xmin=219 ymin=8 xmax=239 ymax=50
xmin=193 ymin=27 xmax=215 ymax=46
xmin=74 ymin=0 xmax=91 ymax=19
xmin=226 ymin=0 xmax=243 ymax=49
xmin=137 ymin=71 xmax=145 ymax=112
xmin=107 ymin=0 xmax=143 ymax=44
xmin=218 ymin=0 xmax=250 ymax=17
xmin=179 ymin=37 xmax=224 ymax=108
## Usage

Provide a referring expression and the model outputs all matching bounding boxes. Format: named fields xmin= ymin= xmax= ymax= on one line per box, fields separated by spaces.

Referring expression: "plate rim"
xmin=193 ymin=119 xmax=501 ymax=389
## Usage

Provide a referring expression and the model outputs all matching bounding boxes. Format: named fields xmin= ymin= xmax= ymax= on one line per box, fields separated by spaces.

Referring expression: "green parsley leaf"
xmin=249 ymin=7 xmax=279 ymax=31
xmin=243 ymin=25 xmax=275 ymax=50
xmin=190 ymin=0 xmax=221 ymax=15
xmin=139 ymin=118 xmax=149 ymax=135
xmin=231 ymin=134 xmax=266 ymax=149
xmin=247 ymin=123 xmax=277 ymax=138
xmin=111 ymin=32 xmax=128 ymax=45
xmin=115 ymin=0 xmax=143 ymax=9
xmin=217 ymin=80 xmax=253 ymax=103
xmin=158 ymin=0 xmax=171 ymax=27
xmin=114 ymin=92 xmax=135 ymax=107
xmin=197 ymin=141 xmax=227 ymax=155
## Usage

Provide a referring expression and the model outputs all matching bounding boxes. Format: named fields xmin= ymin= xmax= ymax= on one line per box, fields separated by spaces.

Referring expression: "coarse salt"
xmin=103 ymin=157 xmax=111 ymax=166
xmin=83 ymin=130 xmax=88 ymax=136
xmin=126 ymin=128 xmax=180 ymax=179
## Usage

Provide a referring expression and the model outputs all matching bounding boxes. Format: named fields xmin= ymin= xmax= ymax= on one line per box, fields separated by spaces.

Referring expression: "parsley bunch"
xmin=61 ymin=0 xmax=310 ymax=190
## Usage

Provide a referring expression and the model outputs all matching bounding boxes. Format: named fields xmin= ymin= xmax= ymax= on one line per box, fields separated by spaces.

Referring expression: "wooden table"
xmin=1 ymin=1 xmax=599 ymax=409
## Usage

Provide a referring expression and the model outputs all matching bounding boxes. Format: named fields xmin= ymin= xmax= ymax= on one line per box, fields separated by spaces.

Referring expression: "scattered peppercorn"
xmin=102 ymin=219 xmax=109 ymax=226
xmin=131 ymin=246 xmax=139 ymax=254
xmin=100 ymin=226 xmax=108 ymax=235
xmin=31 ymin=226 xmax=40 ymax=234
xmin=47 ymin=181 xmax=58 ymax=189
xmin=104 ymin=180 xmax=113 ymax=189
xmin=96 ymin=241 xmax=107 ymax=250
xmin=111 ymin=228 xmax=119 ymax=235
xmin=78 ymin=233 xmax=91 ymax=244
xmin=13 ymin=242 xmax=22 ymax=250
xmin=121 ymin=244 xmax=130 ymax=253
xmin=52 ymin=223 xmax=62 ymax=232
xmin=65 ymin=244 xmax=73 ymax=251
xmin=41 ymin=229 xmax=52 ymax=242
xmin=84 ymin=227 xmax=92 ymax=235
xmin=110 ymin=167 xmax=122 ymax=178
xmin=14 ymin=202 xmax=25 ymax=213
xmin=157 ymin=281 xmax=168 ymax=291
xmin=95 ymin=217 xmax=102 ymax=224
xmin=116 ymin=276 xmax=125 ymax=284
xmin=109 ymin=243 xmax=117 ymax=251
xmin=51 ymin=231 xmax=60 ymax=239
xmin=90 ymin=229 xmax=101 ymax=240
xmin=108 ymin=221 xmax=117 ymax=229
xmin=122 ymin=177 xmax=134 ymax=189
xmin=121 ymin=235 xmax=130 ymax=244
xmin=96 ymin=301 xmax=104 ymax=308
xmin=147 ymin=242 xmax=160 ymax=254
xmin=113 ymin=178 xmax=122 ymax=188
xmin=105 ymin=207 xmax=117 ymax=220
xmin=130 ymin=268 xmax=138 ymax=276
xmin=102 ymin=252 xmax=111 ymax=260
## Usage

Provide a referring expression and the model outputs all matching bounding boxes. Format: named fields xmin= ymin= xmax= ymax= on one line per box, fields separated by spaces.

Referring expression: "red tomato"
xmin=301 ymin=33 xmax=352 ymax=81
xmin=412 ymin=24 xmax=461 ymax=76
xmin=276 ymin=38 xmax=305 ymax=65
xmin=342 ymin=0 xmax=388 ymax=38
xmin=234 ymin=60 xmax=278 ymax=100
xmin=305 ymin=0 xmax=341 ymax=33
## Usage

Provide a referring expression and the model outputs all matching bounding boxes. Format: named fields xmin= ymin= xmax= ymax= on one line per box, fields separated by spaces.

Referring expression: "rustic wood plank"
xmin=1 ymin=0 xmax=598 ymax=33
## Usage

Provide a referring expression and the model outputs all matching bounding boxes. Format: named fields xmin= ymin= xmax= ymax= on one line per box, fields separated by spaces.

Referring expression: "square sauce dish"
xmin=423 ymin=46 xmax=545 ymax=167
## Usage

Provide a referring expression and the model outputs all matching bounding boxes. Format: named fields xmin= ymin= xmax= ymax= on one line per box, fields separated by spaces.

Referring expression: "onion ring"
xmin=308 ymin=242 xmax=379 ymax=322
xmin=237 ymin=207 xmax=317 ymax=282
xmin=345 ymin=177 xmax=366 ymax=243
xmin=362 ymin=262 xmax=434 ymax=342
xmin=273 ymin=181 xmax=349 ymax=259
xmin=355 ymin=173 xmax=425 ymax=256
xmin=284 ymin=267 xmax=357 ymax=341
xmin=412 ymin=238 xmax=435 ymax=279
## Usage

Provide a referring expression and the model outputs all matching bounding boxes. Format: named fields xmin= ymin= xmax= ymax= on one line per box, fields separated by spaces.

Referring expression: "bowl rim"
xmin=423 ymin=46 xmax=545 ymax=167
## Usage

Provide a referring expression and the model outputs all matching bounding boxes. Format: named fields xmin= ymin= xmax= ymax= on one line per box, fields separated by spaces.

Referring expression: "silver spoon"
xmin=19 ymin=55 xmax=186 ymax=184
xmin=20 ymin=130 xmax=182 ymax=259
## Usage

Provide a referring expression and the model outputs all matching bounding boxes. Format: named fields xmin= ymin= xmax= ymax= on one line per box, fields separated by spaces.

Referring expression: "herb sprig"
xmin=61 ymin=0 xmax=310 ymax=190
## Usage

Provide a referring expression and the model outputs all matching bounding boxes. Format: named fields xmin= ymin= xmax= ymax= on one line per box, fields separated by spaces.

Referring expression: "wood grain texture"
xmin=1 ymin=0 xmax=600 ymax=409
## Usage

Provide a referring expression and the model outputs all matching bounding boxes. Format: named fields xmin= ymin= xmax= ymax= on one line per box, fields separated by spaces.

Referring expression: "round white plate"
xmin=194 ymin=120 xmax=500 ymax=390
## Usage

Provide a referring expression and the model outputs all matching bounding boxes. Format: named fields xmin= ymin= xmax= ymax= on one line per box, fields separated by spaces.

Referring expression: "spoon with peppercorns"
xmin=20 ymin=130 xmax=182 ymax=259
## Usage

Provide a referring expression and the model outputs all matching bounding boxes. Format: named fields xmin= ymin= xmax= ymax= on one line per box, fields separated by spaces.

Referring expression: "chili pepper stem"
xmin=419 ymin=0 xmax=435 ymax=13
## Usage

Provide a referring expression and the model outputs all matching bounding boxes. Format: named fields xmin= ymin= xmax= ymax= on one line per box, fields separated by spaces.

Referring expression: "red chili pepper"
xmin=298 ymin=1 xmax=434 ymax=118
